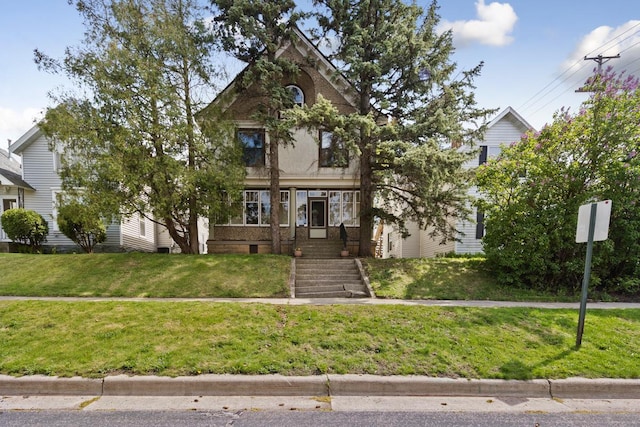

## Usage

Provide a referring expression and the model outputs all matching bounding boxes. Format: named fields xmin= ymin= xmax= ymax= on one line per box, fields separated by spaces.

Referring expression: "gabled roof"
xmin=487 ymin=106 xmax=535 ymax=132
xmin=207 ymin=26 xmax=358 ymax=112
xmin=0 ymin=167 xmax=35 ymax=191
xmin=0 ymin=148 xmax=21 ymax=174
xmin=9 ymin=124 xmax=44 ymax=155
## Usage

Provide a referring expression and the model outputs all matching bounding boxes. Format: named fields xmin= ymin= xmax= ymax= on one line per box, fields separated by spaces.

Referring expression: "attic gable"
xmin=488 ymin=106 xmax=535 ymax=133
xmin=204 ymin=27 xmax=358 ymax=119
xmin=9 ymin=124 xmax=43 ymax=155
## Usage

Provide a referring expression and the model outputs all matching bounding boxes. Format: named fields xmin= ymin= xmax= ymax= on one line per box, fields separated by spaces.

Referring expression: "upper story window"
xmin=286 ymin=85 xmax=304 ymax=107
xmin=479 ymin=145 xmax=501 ymax=165
xmin=238 ymin=129 xmax=265 ymax=167
xmin=319 ymin=130 xmax=348 ymax=168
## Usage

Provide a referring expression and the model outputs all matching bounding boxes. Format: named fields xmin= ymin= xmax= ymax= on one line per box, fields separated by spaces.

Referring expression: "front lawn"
xmin=364 ymin=257 xmax=578 ymax=302
xmin=0 ymin=253 xmax=290 ymax=298
xmin=0 ymin=300 xmax=638 ymax=380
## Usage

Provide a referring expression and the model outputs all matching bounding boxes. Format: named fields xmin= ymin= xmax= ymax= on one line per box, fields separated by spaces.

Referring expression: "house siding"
xmin=15 ymin=132 xmax=122 ymax=251
xmin=156 ymin=223 xmax=175 ymax=252
xmin=420 ymin=226 xmax=455 ymax=257
xmin=121 ymin=212 xmax=157 ymax=252
xmin=454 ymin=109 xmax=531 ymax=255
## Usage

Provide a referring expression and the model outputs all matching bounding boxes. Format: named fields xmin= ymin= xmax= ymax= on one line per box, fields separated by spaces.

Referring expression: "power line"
xmin=518 ymin=24 xmax=640 ymax=114
xmin=620 ymin=39 xmax=640 ymax=55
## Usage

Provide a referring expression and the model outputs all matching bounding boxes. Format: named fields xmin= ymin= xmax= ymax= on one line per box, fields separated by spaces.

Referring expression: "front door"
xmin=1 ymin=198 xmax=18 ymax=240
xmin=309 ymin=198 xmax=327 ymax=239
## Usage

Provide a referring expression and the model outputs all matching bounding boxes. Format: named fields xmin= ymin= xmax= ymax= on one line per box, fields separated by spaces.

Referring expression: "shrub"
xmin=57 ymin=200 xmax=107 ymax=253
xmin=1 ymin=208 xmax=49 ymax=252
xmin=477 ymin=69 xmax=640 ymax=295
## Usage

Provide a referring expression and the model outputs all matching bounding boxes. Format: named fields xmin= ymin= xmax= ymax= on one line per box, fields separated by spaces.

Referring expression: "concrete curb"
xmin=550 ymin=378 xmax=640 ymax=399
xmin=102 ymin=375 xmax=327 ymax=396
xmin=1 ymin=374 xmax=638 ymax=399
xmin=327 ymin=375 xmax=551 ymax=397
xmin=0 ymin=375 xmax=102 ymax=396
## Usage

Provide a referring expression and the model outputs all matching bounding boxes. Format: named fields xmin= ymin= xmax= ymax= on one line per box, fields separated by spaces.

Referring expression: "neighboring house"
xmin=6 ymin=125 xmax=187 ymax=253
xmin=206 ymin=28 xmax=361 ymax=254
xmin=380 ymin=106 xmax=534 ymax=258
xmin=0 ymin=148 xmax=35 ymax=247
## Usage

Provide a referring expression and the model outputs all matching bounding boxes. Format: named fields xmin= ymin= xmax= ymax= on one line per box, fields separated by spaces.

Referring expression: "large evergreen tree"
xmin=37 ymin=0 xmax=244 ymax=254
xmin=305 ymin=0 xmax=493 ymax=256
xmin=211 ymin=0 xmax=304 ymax=254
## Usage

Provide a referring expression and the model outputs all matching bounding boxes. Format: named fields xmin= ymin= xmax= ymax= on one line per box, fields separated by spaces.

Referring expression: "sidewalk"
xmin=2 ymin=295 xmax=640 ymax=309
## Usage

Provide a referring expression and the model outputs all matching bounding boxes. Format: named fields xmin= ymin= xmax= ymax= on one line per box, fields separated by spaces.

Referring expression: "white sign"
xmin=576 ymin=200 xmax=612 ymax=243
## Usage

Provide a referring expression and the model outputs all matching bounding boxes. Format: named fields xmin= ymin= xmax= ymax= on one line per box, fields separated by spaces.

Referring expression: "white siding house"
xmin=379 ymin=107 xmax=534 ymax=258
xmin=0 ymin=148 xmax=34 ymax=247
xmin=7 ymin=125 xmax=181 ymax=252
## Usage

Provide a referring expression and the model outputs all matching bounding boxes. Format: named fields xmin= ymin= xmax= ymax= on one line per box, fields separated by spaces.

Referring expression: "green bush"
xmin=477 ymin=70 xmax=640 ymax=296
xmin=57 ymin=200 xmax=107 ymax=253
xmin=0 ymin=208 xmax=49 ymax=252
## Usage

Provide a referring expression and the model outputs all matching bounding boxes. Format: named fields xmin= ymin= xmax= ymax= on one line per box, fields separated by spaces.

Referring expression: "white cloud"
xmin=0 ymin=107 xmax=42 ymax=147
xmin=438 ymin=0 xmax=518 ymax=47
xmin=562 ymin=20 xmax=640 ymax=83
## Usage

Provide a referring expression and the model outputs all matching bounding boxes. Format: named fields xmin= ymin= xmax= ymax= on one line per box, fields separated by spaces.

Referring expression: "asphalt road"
xmin=1 ymin=410 xmax=639 ymax=427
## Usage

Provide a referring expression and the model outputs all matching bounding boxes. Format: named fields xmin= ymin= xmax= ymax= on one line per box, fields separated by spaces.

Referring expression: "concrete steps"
xmin=296 ymin=240 xmax=345 ymax=259
xmin=294 ymin=258 xmax=369 ymax=298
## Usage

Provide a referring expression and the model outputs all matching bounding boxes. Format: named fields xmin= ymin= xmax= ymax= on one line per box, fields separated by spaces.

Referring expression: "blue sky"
xmin=1 ymin=1 xmax=639 ymax=150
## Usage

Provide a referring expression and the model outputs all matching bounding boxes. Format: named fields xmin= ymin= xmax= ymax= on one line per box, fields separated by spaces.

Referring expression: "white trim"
xmin=286 ymin=84 xmax=305 ymax=106
xmin=0 ymin=195 xmax=19 ymax=241
xmin=50 ymin=188 xmax=62 ymax=232
xmin=9 ymin=124 xmax=43 ymax=155
xmin=488 ymin=106 xmax=535 ymax=132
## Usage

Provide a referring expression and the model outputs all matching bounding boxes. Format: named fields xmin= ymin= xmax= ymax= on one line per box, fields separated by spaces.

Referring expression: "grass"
xmin=0 ymin=253 xmax=638 ymax=380
xmin=0 ymin=300 xmax=638 ymax=380
xmin=0 ymin=253 xmax=584 ymax=301
xmin=0 ymin=253 xmax=290 ymax=298
xmin=364 ymin=257 xmax=579 ymax=302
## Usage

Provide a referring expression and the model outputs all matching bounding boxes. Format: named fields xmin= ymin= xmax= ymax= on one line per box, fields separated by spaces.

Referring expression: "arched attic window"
xmin=286 ymin=85 xmax=304 ymax=107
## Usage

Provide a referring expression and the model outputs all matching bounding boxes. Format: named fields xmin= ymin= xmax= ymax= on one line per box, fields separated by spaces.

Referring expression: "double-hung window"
xmin=238 ymin=129 xmax=265 ymax=167
xmin=319 ymin=130 xmax=348 ymax=168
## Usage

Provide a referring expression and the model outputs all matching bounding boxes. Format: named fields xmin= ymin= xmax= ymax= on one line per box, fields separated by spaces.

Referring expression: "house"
xmin=206 ymin=28 xmax=361 ymax=255
xmin=380 ymin=106 xmax=534 ymax=258
xmin=0 ymin=148 xmax=35 ymax=249
xmin=5 ymin=125 xmax=187 ymax=253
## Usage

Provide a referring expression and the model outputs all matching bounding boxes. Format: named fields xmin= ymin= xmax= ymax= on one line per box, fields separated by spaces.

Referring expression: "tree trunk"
xmin=358 ymin=145 xmax=374 ymax=257
xmin=358 ymin=66 xmax=374 ymax=257
xmin=270 ymin=135 xmax=281 ymax=254
xmin=165 ymin=216 xmax=194 ymax=254
xmin=188 ymin=196 xmax=200 ymax=254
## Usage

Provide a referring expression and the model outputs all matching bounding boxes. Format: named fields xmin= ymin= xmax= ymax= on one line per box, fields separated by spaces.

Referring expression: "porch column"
xmin=289 ymin=187 xmax=296 ymax=239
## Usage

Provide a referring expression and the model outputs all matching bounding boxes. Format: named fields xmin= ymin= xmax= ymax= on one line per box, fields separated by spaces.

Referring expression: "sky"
xmin=1 ymin=0 xmax=639 ymax=152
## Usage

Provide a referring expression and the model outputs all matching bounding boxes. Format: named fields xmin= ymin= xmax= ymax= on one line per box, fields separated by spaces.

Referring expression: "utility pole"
xmin=576 ymin=54 xmax=620 ymax=93
xmin=584 ymin=53 xmax=621 ymax=73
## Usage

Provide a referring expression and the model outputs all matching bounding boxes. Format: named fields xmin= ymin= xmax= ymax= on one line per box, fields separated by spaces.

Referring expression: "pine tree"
xmin=306 ymin=0 xmax=493 ymax=256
